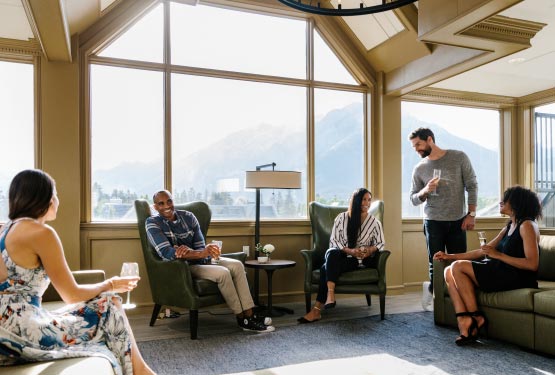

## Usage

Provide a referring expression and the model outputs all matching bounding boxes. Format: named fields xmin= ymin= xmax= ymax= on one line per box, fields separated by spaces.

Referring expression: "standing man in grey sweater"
xmin=408 ymin=127 xmax=478 ymax=311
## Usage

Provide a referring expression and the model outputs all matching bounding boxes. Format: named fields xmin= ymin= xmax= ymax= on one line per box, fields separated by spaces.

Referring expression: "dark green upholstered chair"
xmin=135 ymin=199 xmax=246 ymax=339
xmin=300 ymin=200 xmax=391 ymax=319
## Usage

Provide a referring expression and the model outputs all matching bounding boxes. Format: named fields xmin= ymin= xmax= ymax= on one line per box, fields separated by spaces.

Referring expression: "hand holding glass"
xmin=357 ymin=246 xmax=368 ymax=268
xmin=478 ymin=231 xmax=488 ymax=260
xmin=120 ymin=262 xmax=139 ymax=309
xmin=211 ymin=240 xmax=222 ymax=264
xmin=430 ymin=169 xmax=441 ymax=196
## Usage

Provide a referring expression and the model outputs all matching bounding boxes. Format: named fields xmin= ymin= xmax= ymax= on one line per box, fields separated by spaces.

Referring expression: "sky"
xmin=402 ymin=101 xmax=500 ymax=151
xmin=91 ymin=2 xmax=362 ymax=170
xmin=0 ymin=61 xmax=34 ymax=183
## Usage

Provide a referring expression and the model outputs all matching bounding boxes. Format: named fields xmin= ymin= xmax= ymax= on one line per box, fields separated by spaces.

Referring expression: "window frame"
xmin=0 ymin=54 xmax=40 ymax=224
xmin=401 ymin=89 xmax=514 ymax=221
xmin=81 ymin=0 xmax=374 ymax=223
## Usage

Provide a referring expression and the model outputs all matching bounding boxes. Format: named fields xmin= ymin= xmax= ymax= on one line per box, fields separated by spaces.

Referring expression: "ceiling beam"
xmin=385 ymin=0 xmax=544 ymax=96
xmin=22 ymin=0 xmax=72 ymax=62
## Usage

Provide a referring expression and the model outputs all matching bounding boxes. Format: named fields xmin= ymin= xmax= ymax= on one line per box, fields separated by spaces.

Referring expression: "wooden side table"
xmin=245 ymin=259 xmax=296 ymax=317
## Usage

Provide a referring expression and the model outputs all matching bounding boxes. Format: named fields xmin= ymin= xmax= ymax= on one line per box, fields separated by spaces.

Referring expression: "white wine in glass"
xmin=431 ymin=169 xmax=441 ymax=196
xmin=477 ymin=232 xmax=488 ymax=260
xmin=211 ymin=240 xmax=222 ymax=264
xmin=357 ymin=246 xmax=367 ymax=268
xmin=120 ymin=262 xmax=139 ymax=309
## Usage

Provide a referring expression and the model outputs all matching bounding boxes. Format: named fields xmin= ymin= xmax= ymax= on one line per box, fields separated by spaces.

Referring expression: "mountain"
xmin=401 ymin=115 xmax=499 ymax=197
xmin=92 ymin=104 xmax=499 ymax=214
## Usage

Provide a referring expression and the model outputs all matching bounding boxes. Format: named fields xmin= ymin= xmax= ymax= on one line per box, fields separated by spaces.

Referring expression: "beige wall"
xmin=39 ymin=57 xmax=81 ymax=270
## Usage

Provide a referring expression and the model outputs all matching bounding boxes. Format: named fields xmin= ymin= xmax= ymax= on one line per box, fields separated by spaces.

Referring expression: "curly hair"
xmin=502 ymin=186 xmax=542 ymax=222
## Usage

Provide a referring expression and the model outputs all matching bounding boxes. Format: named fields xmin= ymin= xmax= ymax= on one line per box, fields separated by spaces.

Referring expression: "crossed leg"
xmin=444 ymin=261 xmax=484 ymax=340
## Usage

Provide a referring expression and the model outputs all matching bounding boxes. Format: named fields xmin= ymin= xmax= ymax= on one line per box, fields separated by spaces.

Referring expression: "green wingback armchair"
xmin=135 ymin=199 xmax=246 ymax=339
xmin=300 ymin=200 xmax=391 ymax=319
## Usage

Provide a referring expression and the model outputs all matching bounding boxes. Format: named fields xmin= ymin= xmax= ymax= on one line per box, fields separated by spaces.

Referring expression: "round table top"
xmin=244 ymin=259 xmax=296 ymax=270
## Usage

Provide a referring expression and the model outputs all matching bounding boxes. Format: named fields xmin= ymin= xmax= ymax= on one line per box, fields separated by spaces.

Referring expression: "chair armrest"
xmin=147 ymin=258 xmax=202 ymax=309
xmin=433 ymin=259 xmax=449 ymax=324
xmin=375 ymin=250 xmax=391 ymax=291
xmin=73 ymin=270 xmax=106 ymax=284
xmin=300 ymin=249 xmax=315 ymax=292
xmin=42 ymin=270 xmax=106 ymax=303
xmin=221 ymin=252 xmax=247 ymax=263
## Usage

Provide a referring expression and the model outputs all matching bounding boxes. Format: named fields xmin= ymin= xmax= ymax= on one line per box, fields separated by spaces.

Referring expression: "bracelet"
xmin=108 ymin=279 xmax=114 ymax=292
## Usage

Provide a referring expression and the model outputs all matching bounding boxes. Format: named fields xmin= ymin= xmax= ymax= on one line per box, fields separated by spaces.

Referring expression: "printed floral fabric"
xmin=0 ymin=222 xmax=132 ymax=374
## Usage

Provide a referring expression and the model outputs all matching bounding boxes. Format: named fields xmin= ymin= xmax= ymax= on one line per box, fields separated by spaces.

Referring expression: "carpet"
xmin=138 ymin=312 xmax=555 ymax=375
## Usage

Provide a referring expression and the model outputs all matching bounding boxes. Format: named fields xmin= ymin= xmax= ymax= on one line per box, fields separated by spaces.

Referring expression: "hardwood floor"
xmin=129 ymin=291 xmax=425 ymax=342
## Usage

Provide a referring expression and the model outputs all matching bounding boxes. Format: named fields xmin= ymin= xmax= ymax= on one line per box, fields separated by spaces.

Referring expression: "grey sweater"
xmin=409 ymin=150 xmax=478 ymax=221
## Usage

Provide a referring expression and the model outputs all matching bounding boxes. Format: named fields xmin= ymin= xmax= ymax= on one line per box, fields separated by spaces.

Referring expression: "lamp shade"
xmin=245 ymin=171 xmax=301 ymax=189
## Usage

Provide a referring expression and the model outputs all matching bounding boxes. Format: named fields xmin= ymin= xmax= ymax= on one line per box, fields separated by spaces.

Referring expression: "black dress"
xmin=472 ymin=219 xmax=538 ymax=293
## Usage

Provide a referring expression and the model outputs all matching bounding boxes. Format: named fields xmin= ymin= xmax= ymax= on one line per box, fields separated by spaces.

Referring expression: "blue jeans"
xmin=424 ymin=218 xmax=467 ymax=292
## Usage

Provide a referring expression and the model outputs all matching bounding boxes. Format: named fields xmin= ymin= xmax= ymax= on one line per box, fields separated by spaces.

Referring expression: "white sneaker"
xmin=422 ymin=281 xmax=433 ymax=311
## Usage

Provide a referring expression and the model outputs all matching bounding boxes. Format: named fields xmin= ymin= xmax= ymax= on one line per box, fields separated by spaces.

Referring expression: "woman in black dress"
xmin=434 ymin=186 xmax=541 ymax=346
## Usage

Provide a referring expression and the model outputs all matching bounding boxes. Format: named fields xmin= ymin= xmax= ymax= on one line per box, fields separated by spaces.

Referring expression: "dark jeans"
xmin=316 ymin=248 xmax=378 ymax=303
xmin=424 ymin=217 xmax=467 ymax=292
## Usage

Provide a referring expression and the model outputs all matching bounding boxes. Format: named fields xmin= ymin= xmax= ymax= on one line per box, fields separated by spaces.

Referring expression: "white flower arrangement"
xmin=256 ymin=243 xmax=275 ymax=255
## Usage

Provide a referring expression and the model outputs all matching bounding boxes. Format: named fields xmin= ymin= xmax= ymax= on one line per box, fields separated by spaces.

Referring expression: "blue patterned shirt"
xmin=145 ymin=210 xmax=208 ymax=263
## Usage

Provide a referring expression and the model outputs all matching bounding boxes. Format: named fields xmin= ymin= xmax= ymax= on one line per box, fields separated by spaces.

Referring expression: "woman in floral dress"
xmin=0 ymin=169 xmax=155 ymax=375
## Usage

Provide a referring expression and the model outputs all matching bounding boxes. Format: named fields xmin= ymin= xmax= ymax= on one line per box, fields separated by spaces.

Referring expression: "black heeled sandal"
xmin=455 ymin=312 xmax=478 ymax=346
xmin=324 ymin=289 xmax=336 ymax=309
xmin=470 ymin=310 xmax=489 ymax=339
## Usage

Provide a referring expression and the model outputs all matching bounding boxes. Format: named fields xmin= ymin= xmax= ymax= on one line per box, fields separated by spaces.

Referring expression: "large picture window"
xmin=534 ymin=102 xmax=555 ymax=227
xmin=0 ymin=60 xmax=34 ymax=222
xmin=89 ymin=1 xmax=369 ymax=221
xmin=401 ymin=101 xmax=500 ymax=218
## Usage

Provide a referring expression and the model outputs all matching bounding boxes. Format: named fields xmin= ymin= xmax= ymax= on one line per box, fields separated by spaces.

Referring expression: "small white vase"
xmin=258 ymin=256 xmax=269 ymax=263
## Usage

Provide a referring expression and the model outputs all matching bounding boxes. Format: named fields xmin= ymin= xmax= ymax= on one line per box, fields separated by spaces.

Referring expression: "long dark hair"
xmin=347 ymin=188 xmax=372 ymax=248
xmin=502 ymin=186 xmax=542 ymax=223
xmin=9 ymin=169 xmax=55 ymax=220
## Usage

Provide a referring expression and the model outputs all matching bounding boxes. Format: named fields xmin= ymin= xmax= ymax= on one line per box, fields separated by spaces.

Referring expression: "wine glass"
xmin=430 ymin=169 xmax=441 ymax=196
xmin=478 ymin=231 xmax=488 ymax=260
xmin=357 ymin=246 xmax=368 ymax=268
xmin=120 ymin=262 xmax=139 ymax=309
xmin=211 ymin=240 xmax=222 ymax=264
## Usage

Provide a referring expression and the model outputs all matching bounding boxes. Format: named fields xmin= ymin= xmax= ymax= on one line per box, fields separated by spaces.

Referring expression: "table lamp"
xmin=245 ymin=163 xmax=302 ymax=304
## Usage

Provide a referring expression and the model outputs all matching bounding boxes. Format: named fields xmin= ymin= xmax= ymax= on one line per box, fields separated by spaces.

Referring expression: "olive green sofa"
xmin=433 ymin=235 xmax=555 ymax=355
xmin=4 ymin=270 xmax=116 ymax=375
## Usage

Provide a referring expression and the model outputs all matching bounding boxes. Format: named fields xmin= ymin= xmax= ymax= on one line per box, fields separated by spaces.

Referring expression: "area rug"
xmin=138 ymin=312 xmax=555 ymax=375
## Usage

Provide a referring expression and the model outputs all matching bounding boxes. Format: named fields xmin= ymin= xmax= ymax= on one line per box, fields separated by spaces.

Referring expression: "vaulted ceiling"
xmin=1 ymin=0 xmax=554 ymax=98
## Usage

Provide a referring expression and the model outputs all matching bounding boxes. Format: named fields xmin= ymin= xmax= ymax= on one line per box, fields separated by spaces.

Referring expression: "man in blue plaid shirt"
xmin=145 ymin=190 xmax=274 ymax=333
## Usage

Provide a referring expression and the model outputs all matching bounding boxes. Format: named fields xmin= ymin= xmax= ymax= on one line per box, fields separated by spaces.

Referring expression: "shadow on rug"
xmin=138 ymin=312 xmax=555 ymax=375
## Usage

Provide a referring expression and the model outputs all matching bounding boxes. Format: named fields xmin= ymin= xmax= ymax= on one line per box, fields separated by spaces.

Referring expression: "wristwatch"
xmin=467 ymin=211 xmax=476 ymax=217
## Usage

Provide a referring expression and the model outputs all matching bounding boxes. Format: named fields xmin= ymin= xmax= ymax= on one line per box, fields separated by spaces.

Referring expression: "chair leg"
xmin=149 ymin=304 xmax=162 ymax=326
xmin=305 ymin=293 xmax=312 ymax=313
xmin=379 ymin=293 xmax=386 ymax=320
xmin=190 ymin=309 xmax=199 ymax=340
xmin=365 ymin=294 xmax=371 ymax=306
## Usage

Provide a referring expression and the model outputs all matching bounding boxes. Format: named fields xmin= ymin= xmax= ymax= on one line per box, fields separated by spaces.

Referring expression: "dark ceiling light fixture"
xmin=277 ymin=0 xmax=418 ymax=17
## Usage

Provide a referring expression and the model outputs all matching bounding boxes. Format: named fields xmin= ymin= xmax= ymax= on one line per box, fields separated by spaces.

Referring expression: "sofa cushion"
xmin=534 ymin=290 xmax=555 ymax=318
xmin=3 ymin=357 xmax=114 ymax=375
xmin=538 ymin=280 xmax=555 ymax=290
xmin=311 ymin=268 xmax=379 ymax=285
xmin=477 ymin=288 xmax=537 ymax=312
xmin=538 ymin=236 xmax=555 ymax=281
